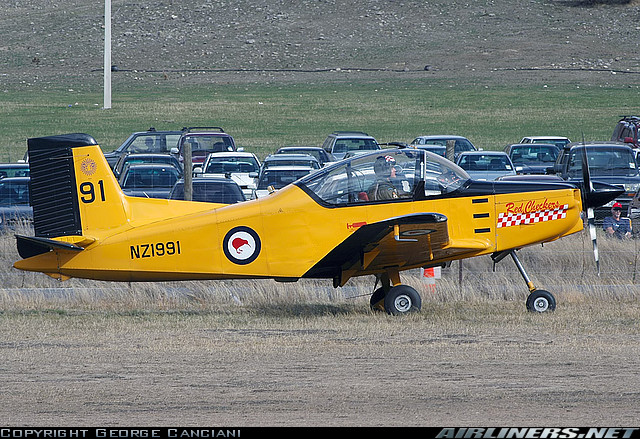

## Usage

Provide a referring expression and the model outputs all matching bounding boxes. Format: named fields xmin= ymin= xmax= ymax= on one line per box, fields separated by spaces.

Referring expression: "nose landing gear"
xmin=492 ymin=249 xmax=556 ymax=313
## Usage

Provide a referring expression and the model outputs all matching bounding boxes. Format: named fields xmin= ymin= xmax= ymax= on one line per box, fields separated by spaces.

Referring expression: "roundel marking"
xmin=80 ymin=158 xmax=97 ymax=176
xmin=223 ymin=226 xmax=261 ymax=265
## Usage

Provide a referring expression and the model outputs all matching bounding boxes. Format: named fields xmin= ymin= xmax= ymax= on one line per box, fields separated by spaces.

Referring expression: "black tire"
xmin=370 ymin=287 xmax=387 ymax=312
xmin=526 ymin=289 xmax=556 ymax=313
xmin=383 ymin=285 xmax=422 ymax=315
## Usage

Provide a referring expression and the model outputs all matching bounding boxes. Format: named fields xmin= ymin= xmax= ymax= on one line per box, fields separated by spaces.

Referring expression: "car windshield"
xmin=0 ymin=166 xmax=29 ymax=178
xmin=332 ymin=138 xmax=380 ymax=155
xmin=120 ymin=156 xmax=179 ymax=172
xmin=533 ymin=138 xmax=569 ymax=148
xmin=264 ymin=157 xmax=320 ymax=169
xmin=458 ymin=154 xmax=513 ymax=172
xmin=422 ymin=138 xmax=475 ymax=153
xmin=299 ymin=149 xmax=469 ymax=205
xmin=122 ymin=167 xmax=180 ymax=188
xmin=257 ymin=168 xmax=313 ymax=190
xmin=204 ymin=156 xmax=259 ymax=174
xmin=0 ymin=181 xmax=30 ymax=205
xmin=278 ymin=149 xmax=325 ymax=162
xmin=127 ymin=134 xmax=181 ymax=154
xmin=417 ymin=146 xmax=446 ymax=157
xmin=509 ymin=145 xmax=559 ymax=165
xmin=171 ymin=181 xmax=245 ymax=203
xmin=182 ymin=135 xmax=234 ymax=153
xmin=567 ymin=147 xmax=639 ymax=177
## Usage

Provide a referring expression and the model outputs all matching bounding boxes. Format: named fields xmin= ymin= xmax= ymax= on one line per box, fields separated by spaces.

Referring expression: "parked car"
xmin=550 ymin=141 xmax=640 ymax=219
xmin=260 ymin=153 xmax=321 ymax=171
xmin=169 ymin=177 xmax=246 ymax=204
xmin=275 ymin=146 xmax=336 ymax=166
xmin=104 ymin=128 xmax=183 ymax=170
xmin=611 ymin=115 xmax=640 ymax=147
xmin=171 ymin=126 xmax=241 ymax=170
xmin=321 ymin=131 xmax=380 ymax=160
xmin=496 ymin=174 xmax=564 ymax=182
xmin=0 ymin=176 xmax=32 ymax=229
xmin=194 ymin=151 xmax=261 ymax=200
xmin=112 ymin=153 xmax=183 ymax=179
xmin=118 ymin=163 xmax=181 ymax=199
xmin=253 ymin=166 xmax=316 ymax=199
xmin=409 ymin=135 xmax=477 ymax=160
xmin=503 ymin=143 xmax=560 ymax=174
xmin=0 ymin=163 xmax=30 ymax=179
xmin=456 ymin=151 xmax=516 ymax=181
xmin=408 ymin=144 xmax=446 ymax=157
xmin=519 ymin=136 xmax=571 ymax=149
xmin=625 ymin=188 xmax=640 ymax=236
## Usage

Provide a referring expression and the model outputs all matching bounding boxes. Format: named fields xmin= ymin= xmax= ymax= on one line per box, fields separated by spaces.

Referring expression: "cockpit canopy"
xmin=297 ymin=148 xmax=470 ymax=206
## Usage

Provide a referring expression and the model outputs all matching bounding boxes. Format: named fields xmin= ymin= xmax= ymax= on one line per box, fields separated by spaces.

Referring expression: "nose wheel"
xmin=526 ymin=289 xmax=556 ymax=313
xmin=492 ymin=249 xmax=556 ymax=313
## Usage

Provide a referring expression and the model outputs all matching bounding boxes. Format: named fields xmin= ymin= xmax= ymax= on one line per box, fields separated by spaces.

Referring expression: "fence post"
xmin=446 ymin=139 xmax=455 ymax=162
xmin=184 ymin=142 xmax=192 ymax=201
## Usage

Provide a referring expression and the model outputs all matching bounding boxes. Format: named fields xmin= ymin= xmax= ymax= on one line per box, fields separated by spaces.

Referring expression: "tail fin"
xmin=27 ymin=133 xmax=128 ymax=239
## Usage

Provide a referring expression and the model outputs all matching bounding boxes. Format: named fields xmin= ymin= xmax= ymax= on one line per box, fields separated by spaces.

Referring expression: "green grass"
xmin=0 ymin=80 xmax=635 ymax=161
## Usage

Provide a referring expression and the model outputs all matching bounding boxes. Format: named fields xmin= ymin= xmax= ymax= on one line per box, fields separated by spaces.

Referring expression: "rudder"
xmin=28 ymin=133 xmax=128 ymax=239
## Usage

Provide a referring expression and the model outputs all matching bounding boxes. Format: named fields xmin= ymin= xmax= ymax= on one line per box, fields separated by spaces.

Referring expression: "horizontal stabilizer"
xmin=16 ymin=234 xmax=85 ymax=259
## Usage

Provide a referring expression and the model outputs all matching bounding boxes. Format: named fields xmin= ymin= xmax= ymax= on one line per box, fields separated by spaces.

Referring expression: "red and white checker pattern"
xmin=497 ymin=204 xmax=568 ymax=228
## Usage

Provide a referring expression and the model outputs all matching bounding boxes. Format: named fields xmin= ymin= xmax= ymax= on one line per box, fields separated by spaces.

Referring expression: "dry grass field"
xmin=1 ymin=228 xmax=639 ymax=426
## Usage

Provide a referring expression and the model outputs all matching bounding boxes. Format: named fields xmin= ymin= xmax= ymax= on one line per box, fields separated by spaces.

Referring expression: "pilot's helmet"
xmin=374 ymin=155 xmax=396 ymax=177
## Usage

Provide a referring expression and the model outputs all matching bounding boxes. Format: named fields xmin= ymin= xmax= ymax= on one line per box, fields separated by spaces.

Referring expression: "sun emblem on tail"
xmin=80 ymin=158 xmax=97 ymax=176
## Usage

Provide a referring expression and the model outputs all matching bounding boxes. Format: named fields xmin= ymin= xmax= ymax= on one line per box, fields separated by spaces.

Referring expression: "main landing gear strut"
xmin=369 ymin=269 xmax=422 ymax=315
xmin=492 ymin=249 xmax=556 ymax=313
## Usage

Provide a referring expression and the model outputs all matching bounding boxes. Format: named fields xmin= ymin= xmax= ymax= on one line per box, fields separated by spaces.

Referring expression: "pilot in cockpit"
xmin=368 ymin=155 xmax=403 ymax=201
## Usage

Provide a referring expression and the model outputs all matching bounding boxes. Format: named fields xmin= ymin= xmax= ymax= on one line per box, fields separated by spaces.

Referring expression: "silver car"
xmin=456 ymin=151 xmax=516 ymax=181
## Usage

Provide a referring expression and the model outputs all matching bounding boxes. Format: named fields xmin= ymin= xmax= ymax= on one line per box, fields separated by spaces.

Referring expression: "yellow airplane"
xmin=14 ymin=134 xmax=621 ymax=315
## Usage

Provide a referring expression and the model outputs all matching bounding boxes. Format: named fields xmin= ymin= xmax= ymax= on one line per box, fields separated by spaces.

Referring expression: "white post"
xmin=103 ymin=0 xmax=112 ymax=109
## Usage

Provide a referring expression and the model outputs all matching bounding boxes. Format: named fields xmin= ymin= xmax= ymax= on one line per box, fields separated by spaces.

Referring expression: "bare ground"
xmin=2 ymin=0 xmax=640 ymax=90
xmin=1 ymin=303 xmax=639 ymax=426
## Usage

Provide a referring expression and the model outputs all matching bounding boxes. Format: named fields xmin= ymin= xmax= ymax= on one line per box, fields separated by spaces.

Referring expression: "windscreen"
xmin=299 ymin=148 xmax=469 ymax=205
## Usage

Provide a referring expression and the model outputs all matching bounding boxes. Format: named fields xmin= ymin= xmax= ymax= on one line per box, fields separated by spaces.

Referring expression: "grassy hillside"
xmin=0 ymin=82 xmax=636 ymax=161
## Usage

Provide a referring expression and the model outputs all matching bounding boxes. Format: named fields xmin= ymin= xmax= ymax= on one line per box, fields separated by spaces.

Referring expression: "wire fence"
xmin=1 ymin=227 xmax=639 ymax=309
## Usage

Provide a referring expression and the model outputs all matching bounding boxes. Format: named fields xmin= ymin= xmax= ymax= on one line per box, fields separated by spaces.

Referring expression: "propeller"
xmin=580 ymin=144 xmax=599 ymax=275
xmin=579 ymin=142 xmax=625 ymax=274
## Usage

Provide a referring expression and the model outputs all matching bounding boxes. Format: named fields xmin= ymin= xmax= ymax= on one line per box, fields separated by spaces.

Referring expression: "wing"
xmin=304 ymin=212 xmax=490 ymax=286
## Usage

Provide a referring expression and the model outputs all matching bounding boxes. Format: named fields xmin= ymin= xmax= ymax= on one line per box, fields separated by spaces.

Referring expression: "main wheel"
xmin=526 ymin=289 xmax=556 ymax=313
xmin=370 ymin=287 xmax=387 ymax=312
xmin=384 ymin=285 xmax=422 ymax=315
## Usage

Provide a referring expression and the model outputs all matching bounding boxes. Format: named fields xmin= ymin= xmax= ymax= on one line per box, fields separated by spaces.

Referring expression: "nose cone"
xmin=584 ymin=181 xmax=625 ymax=209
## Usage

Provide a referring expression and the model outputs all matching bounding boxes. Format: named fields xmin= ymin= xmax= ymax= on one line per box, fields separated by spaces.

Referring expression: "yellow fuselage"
xmin=15 ymin=181 xmax=583 ymax=282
